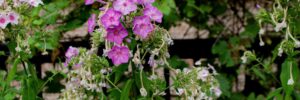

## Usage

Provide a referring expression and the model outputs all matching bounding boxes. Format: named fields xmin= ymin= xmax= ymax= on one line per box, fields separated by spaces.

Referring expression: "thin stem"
xmin=289 ymin=62 xmax=293 ymax=80
xmin=38 ymin=72 xmax=59 ymax=92
xmin=105 ymin=77 xmax=122 ymax=93
xmin=21 ymin=61 xmax=28 ymax=76
xmin=140 ymin=67 xmax=144 ymax=88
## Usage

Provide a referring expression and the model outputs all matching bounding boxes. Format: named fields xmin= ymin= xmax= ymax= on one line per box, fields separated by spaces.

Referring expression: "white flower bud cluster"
xmin=60 ymin=56 xmax=108 ymax=99
xmin=172 ymin=65 xmax=222 ymax=99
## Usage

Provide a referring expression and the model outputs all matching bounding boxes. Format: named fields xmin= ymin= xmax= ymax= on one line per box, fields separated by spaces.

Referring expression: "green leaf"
xmin=267 ymin=87 xmax=283 ymax=100
xmin=280 ymin=59 xmax=299 ymax=96
xmin=21 ymin=78 xmax=36 ymax=100
xmin=120 ymin=79 xmax=133 ymax=100
xmin=252 ymin=67 xmax=266 ymax=81
xmin=113 ymin=64 xmax=128 ymax=84
xmin=216 ymin=74 xmax=231 ymax=97
xmin=6 ymin=58 xmax=21 ymax=83
xmin=247 ymin=92 xmax=256 ymax=100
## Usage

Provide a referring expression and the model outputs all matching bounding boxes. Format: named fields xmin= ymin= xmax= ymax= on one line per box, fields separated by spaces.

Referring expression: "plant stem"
xmin=105 ymin=77 xmax=122 ymax=93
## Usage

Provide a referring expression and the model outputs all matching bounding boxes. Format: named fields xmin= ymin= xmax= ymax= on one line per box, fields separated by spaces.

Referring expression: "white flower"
xmin=278 ymin=47 xmax=283 ymax=57
xmin=294 ymin=40 xmax=300 ymax=48
xmin=287 ymin=78 xmax=294 ymax=85
xmin=102 ymin=49 xmax=109 ymax=56
xmin=241 ymin=55 xmax=247 ymax=63
xmin=176 ymin=88 xmax=184 ymax=95
xmin=195 ymin=60 xmax=201 ymax=66
xmin=140 ymin=88 xmax=147 ymax=97
xmin=183 ymin=68 xmax=191 ymax=74
xmin=259 ymin=29 xmax=265 ymax=35
xmin=100 ymin=69 xmax=107 ymax=74
xmin=148 ymin=75 xmax=157 ymax=80
xmin=151 ymin=48 xmax=159 ymax=55
xmin=0 ymin=14 xmax=9 ymax=29
xmin=27 ymin=0 xmax=43 ymax=7
xmin=259 ymin=41 xmax=265 ymax=46
xmin=15 ymin=46 xmax=21 ymax=52
xmin=275 ymin=21 xmax=287 ymax=32
xmin=197 ymin=68 xmax=209 ymax=81
xmin=213 ymin=87 xmax=222 ymax=97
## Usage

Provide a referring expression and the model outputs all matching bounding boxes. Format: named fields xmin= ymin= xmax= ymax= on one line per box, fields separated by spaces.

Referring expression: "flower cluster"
xmin=86 ymin=0 xmax=163 ymax=66
xmin=61 ymin=48 xmax=111 ymax=99
xmin=172 ymin=65 xmax=221 ymax=99
xmin=0 ymin=11 xmax=19 ymax=29
xmin=0 ymin=0 xmax=43 ymax=29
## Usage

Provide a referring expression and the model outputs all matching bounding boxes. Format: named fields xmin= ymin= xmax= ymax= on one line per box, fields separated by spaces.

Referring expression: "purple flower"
xmin=143 ymin=5 xmax=163 ymax=23
xmin=108 ymin=45 xmax=130 ymax=66
xmin=106 ymin=24 xmax=128 ymax=44
xmin=133 ymin=15 xmax=154 ymax=38
xmin=85 ymin=0 xmax=94 ymax=5
xmin=0 ymin=14 xmax=8 ymax=29
xmin=137 ymin=0 xmax=154 ymax=5
xmin=88 ymin=14 xmax=96 ymax=34
xmin=100 ymin=9 xmax=122 ymax=29
xmin=113 ymin=0 xmax=137 ymax=15
xmin=65 ymin=46 xmax=79 ymax=59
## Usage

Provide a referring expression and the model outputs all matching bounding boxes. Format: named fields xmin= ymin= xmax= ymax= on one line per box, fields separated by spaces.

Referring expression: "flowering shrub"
xmin=2 ymin=0 xmax=300 ymax=99
xmin=59 ymin=0 xmax=221 ymax=99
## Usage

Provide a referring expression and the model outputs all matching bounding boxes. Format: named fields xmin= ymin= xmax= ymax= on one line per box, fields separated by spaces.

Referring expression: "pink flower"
xmin=133 ymin=15 xmax=154 ymax=38
xmin=100 ymin=9 xmax=122 ymax=29
xmin=137 ymin=0 xmax=154 ymax=5
xmin=108 ymin=46 xmax=130 ymax=66
xmin=143 ymin=5 xmax=163 ymax=23
xmin=106 ymin=24 xmax=128 ymax=44
xmin=85 ymin=0 xmax=94 ymax=5
xmin=7 ymin=12 xmax=19 ymax=25
xmin=88 ymin=14 xmax=96 ymax=34
xmin=65 ymin=46 xmax=79 ymax=59
xmin=113 ymin=0 xmax=137 ymax=15
xmin=0 ymin=14 xmax=9 ymax=29
xmin=27 ymin=0 xmax=43 ymax=7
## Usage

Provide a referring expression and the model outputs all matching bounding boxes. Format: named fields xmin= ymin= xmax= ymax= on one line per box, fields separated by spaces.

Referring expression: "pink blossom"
xmin=0 ymin=14 xmax=9 ymax=29
xmin=100 ymin=9 xmax=122 ymax=29
xmin=137 ymin=0 xmax=154 ymax=5
xmin=7 ymin=12 xmax=19 ymax=25
xmin=108 ymin=46 xmax=130 ymax=66
xmin=133 ymin=15 xmax=154 ymax=38
xmin=88 ymin=14 xmax=96 ymax=34
xmin=27 ymin=0 xmax=43 ymax=7
xmin=85 ymin=0 xmax=94 ymax=5
xmin=143 ymin=5 xmax=163 ymax=23
xmin=113 ymin=0 xmax=137 ymax=15
xmin=65 ymin=46 xmax=79 ymax=59
xmin=106 ymin=24 xmax=128 ymax=44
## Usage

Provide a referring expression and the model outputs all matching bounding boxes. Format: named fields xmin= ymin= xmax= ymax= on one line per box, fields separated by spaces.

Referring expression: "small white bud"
xmin=15 ymin=46 xmax=21 ymax=52
xmin=294 ymin=40 xmax=300 ymax=48
xmin=140 ymin=88 xmax=147 ymax=97
xmin=259 ymin=29 xmax=265 ymax=35
xmin=259 ymin=41 xmax=265 ymax=46
xmin=278 ymin=47 xmax=283 ymax=57
xmin=287 ymin=78 xmax=294 ymax=85
xmin=241 ymin=56 xmax=247 ymax=63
